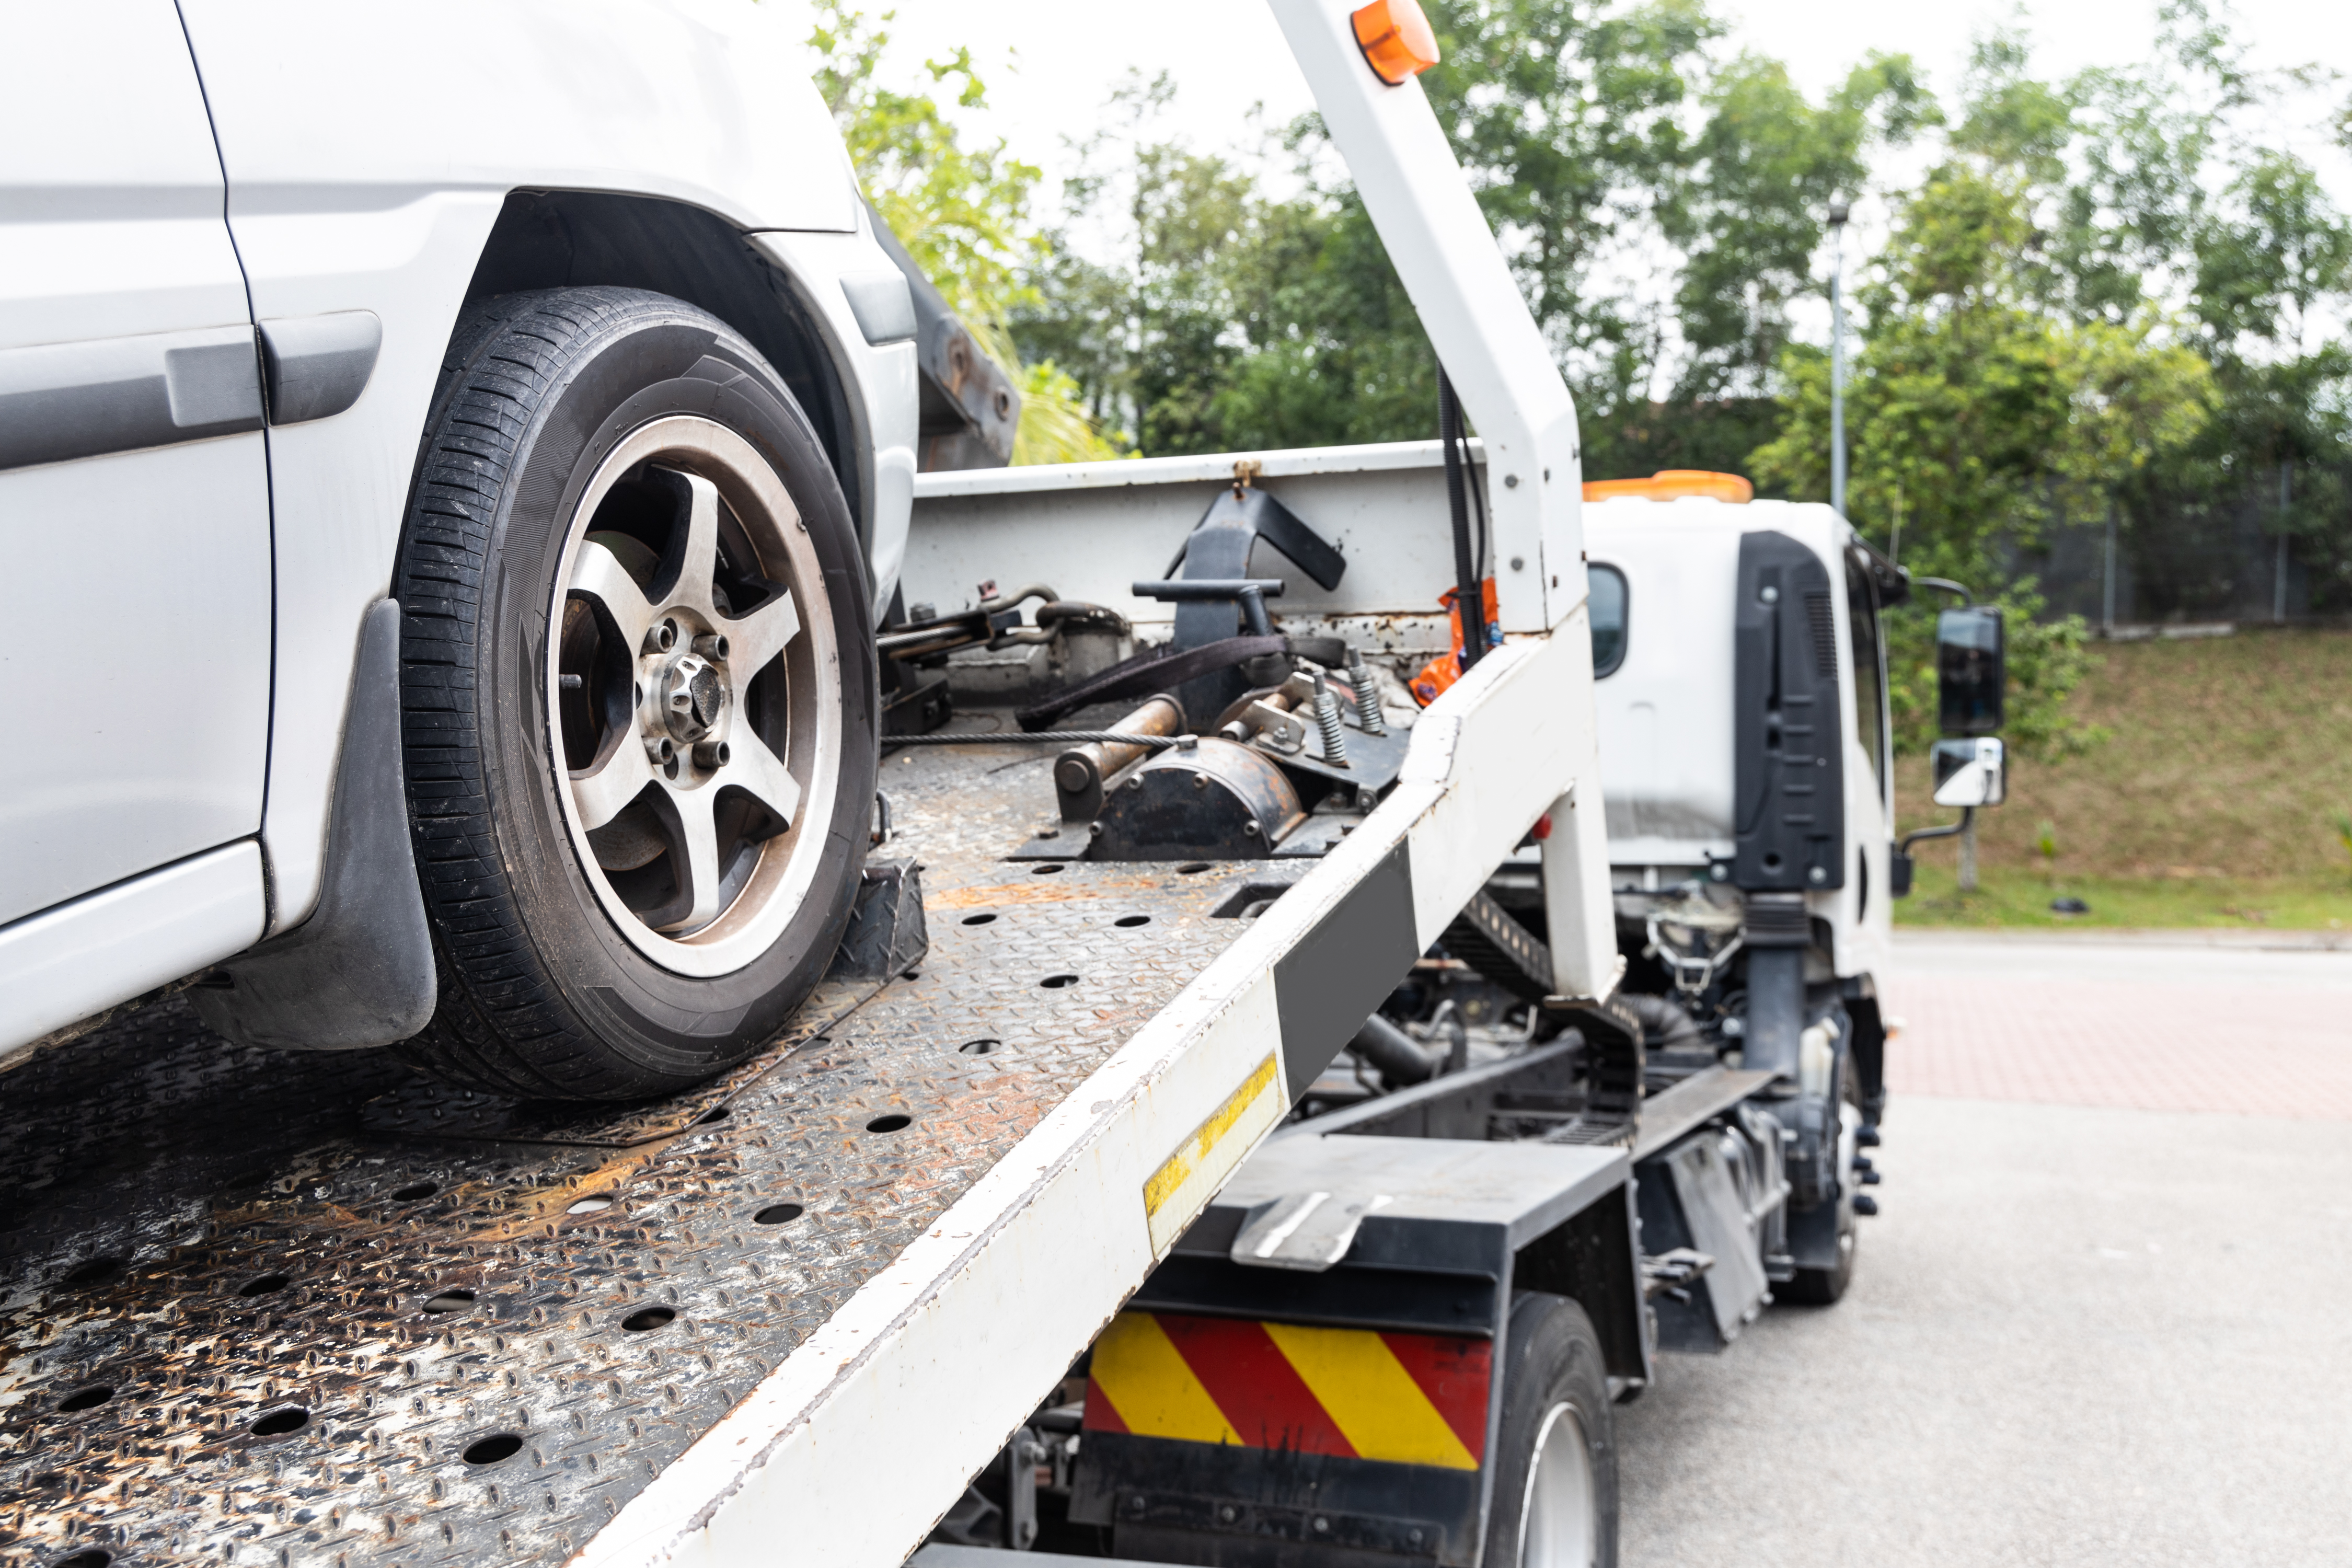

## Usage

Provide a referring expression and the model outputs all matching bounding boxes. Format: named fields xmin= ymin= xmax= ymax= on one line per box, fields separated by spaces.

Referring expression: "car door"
xmin=0 ymin=3 xmax=273 ymax=928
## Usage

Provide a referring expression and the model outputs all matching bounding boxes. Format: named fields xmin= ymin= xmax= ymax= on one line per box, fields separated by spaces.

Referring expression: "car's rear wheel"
xmin=391 ymin=286 xmax=876 ymax=1100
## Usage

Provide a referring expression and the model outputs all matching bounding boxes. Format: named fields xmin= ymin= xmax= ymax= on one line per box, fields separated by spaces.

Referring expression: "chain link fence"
xmin=1999 ymin=464 xmax=2352 ymax=627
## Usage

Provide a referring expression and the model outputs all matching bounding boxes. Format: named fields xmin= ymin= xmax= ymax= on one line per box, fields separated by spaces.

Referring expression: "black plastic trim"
xmin=258 ymin=309 xmax=381 ymax=424
xmin=0 ymin=323 xmax=262 ymax=471
xmin=189 ymin=600 xmax=435 ymax=1050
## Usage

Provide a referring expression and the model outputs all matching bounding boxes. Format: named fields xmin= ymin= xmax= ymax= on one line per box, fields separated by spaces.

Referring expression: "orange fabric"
xmin=1409 ymin=578 xmax=1498 ymax=707
xmin=1351 ymin=0 xmax=1440 ymax=84
xmin=1582 ymin=469 xmax=1754 ymax=503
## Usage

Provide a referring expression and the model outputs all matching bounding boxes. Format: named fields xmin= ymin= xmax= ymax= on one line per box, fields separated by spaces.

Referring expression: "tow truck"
xmin=0 ymin=4 xmax=2012 ymax=1566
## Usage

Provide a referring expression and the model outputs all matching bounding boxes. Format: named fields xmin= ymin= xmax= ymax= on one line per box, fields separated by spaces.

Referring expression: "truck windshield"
xmin=1590 ymin=564 xmax=1628 ymax=676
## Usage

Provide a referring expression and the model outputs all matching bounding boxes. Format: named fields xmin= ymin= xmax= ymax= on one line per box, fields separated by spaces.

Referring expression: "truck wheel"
xmin=1484 ymin=1293 xmax=1619 ymax=1568
xmin=391 ymin=286 xmax=877 ymax=1100
xmin=1780 ymin=1070 xmax=1863 ymax=1305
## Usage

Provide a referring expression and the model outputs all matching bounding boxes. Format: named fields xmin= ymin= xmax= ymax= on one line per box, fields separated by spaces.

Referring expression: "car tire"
xmin=390 ymin=286 xmax=877 ymax=1100
xmin=1482 ymin=1293 xmax=1619 ymax=1568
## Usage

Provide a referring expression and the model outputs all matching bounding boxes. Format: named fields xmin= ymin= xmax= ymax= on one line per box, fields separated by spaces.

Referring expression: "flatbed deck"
xmin=0 ymin=740 xmax=1278 ymax=1568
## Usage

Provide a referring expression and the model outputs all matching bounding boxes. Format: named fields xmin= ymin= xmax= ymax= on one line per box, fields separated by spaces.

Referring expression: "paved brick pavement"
xmin=1882 ymin=931 xmax=2352 ymax=1119
xmin=1623 ymin=930 xmax=2352 ymax=1566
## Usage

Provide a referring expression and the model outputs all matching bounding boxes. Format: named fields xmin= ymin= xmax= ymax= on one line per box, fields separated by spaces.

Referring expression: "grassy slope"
xmin=1894 ymin=627 xmax=2352 ymax=928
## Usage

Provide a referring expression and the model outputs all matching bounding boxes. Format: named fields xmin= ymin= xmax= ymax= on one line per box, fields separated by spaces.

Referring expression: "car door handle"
xmin=0 ymin=322 xmax=264 ymax=471
xmin=258 ymin=310 xmax=381 ymax=425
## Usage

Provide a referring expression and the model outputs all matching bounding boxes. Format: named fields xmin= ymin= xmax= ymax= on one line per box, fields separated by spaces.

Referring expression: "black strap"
xmin=1016 ymin=636 xmax=1285 ymax=731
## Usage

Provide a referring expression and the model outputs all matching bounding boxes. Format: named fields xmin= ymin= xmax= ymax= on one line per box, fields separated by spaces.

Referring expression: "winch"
xmin=974 ymin=473 xmax=1416 ymax=862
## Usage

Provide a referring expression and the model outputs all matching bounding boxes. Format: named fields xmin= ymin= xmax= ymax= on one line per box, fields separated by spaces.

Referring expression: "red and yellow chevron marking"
xmin=1082 ymin=1311 xmax=1490 ymax=1470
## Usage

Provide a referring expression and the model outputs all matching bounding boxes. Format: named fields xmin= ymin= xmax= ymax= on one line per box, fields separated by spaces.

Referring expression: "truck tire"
xmin=391 ymin=286 xmax=877 ymax=1100
xmin=1780 ymin=1067 xmax=1863 ymax=1305
xmin=1484 ymin=1293 xmax=1619 ymax=1568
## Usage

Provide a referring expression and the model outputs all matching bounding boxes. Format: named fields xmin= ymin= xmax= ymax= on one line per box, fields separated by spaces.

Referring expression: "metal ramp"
xmin=0 ymin=743 xmax=1260 ymax=1568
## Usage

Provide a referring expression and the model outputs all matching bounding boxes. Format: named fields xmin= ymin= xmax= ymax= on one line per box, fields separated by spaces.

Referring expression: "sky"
xmin=788 ymin=0 xmax=2351 ymax=225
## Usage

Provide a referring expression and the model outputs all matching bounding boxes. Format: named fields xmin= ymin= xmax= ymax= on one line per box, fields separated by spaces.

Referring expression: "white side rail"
xmin=1267 ymin=0 xmax=1586 ymax=639
xmin=1276 ymin=2 xmax=1619 ymax=1005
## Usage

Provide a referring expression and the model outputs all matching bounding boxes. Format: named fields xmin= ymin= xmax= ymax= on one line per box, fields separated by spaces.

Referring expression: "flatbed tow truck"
xmin=0 ymin=487 xmax=1618 ymax=1568
xmin=0 ymin=5 xmax=1993 ymax=1566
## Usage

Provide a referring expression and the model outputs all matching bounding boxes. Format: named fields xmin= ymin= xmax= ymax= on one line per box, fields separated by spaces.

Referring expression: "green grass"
xmin=1893 ymin=627 xmax=2352 ymax=928
xmin=1895 ymin=863 xmax=2352 ymax=930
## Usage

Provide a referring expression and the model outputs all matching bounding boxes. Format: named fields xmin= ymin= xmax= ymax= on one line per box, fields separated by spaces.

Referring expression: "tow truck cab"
xmin=1584 ymin=487 xmax=1901 ymax=994
xmin=1570 ymin=479 xmax=1912 ymax=1247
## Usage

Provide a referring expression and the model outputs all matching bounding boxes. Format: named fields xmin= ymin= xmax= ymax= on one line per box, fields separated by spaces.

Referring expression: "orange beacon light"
xmin=1351 ymin=0 xmax=1440 ymax=84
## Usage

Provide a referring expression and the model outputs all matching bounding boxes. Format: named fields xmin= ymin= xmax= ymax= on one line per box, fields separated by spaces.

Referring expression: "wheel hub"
xmin=550 ymin=431 xmax=837 ymax=974
xmin=659 ymin=650 xmax=730 ymax=744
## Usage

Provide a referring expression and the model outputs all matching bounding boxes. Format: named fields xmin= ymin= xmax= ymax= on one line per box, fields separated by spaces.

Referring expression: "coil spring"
xmin=1346 ymin=653 xmax=1387 ymax=736
xmin=1312 ymin=670 xmax=1349 ymax=766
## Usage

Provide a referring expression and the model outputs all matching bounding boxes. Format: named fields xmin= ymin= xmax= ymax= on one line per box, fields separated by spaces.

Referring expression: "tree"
xmin=1665 ymin=52 xmax=1934 ymax=440
xmin=1017 ymin=2 xmax=1932 ymax=470
xmin=1750 ymin=49 xmax=2215 ymax=754
xmin=1010 ymin=75 xmax=1431 ymax=456
xmin=1994 ymin=1 xmax=2352 ymax=614
xmin=807 ymin=1 xmax=1124 ymax=462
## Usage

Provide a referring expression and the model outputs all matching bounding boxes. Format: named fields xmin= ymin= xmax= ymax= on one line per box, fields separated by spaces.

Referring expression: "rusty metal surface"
xmin=0 ymin=741 xmax=1265 ymax=1568
xmin=356 ymin=977 xmax=890 ymax=1149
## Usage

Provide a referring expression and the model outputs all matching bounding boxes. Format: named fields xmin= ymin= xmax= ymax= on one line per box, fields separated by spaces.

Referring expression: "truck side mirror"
xmin=1931 ymin=737 xmax=2005 ymax=808
xmin=1936 ymin=606 xmax=2004 ymax=735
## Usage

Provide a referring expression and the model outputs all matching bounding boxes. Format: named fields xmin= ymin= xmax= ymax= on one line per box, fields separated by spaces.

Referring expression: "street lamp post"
xmin=1828 ymin=200 xmax=1849 ymax=516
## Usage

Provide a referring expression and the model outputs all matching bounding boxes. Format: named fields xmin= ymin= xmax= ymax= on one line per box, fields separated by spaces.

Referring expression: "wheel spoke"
xmin=724 ymin=585 xmax=802 ymax=676
xmin=720 ymin=727 xmax=803 ymax=829
xmin=569 ymin=737 xmax=653 ymax=831
xmin=662 ymin=468 xmax=723 ymax=620
xmin=568 ymin=539 xmax=657 ymax=653
xmin=662 ymin=782 xmax=727 ymax=932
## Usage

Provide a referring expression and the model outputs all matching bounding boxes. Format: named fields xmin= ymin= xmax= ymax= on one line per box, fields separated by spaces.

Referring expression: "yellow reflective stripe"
xmin=1090 ymin=1312 xmax=1241 ymax=1446
xmin=1260 ymin=1321 xmax=1479 ymax=1470
xmin=1144 ymin=1053 xmax=1279 ymax=1219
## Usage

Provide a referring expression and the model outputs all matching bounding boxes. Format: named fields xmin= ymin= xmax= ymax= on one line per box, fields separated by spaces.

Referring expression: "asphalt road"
xmin=1617 ymin=929 xmax=2352 ymax=1568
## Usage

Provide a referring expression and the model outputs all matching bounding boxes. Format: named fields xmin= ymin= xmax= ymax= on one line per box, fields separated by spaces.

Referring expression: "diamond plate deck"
xmin=0 ymin=741 xmax=1274 ymax=1568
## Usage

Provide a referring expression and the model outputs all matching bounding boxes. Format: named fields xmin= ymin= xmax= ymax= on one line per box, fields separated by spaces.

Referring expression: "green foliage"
xmin=808 ymin=1 xmax=1039 ymax=327
xmin=1667 ymin=50 xmax=1935 ymax=410
xmin=1751 ymin=157 xmax=2216 ymax=572
xmin=808 ymin=0 xmax=2350 ymax=619
xmin=1009 ymin=3 xmax=1920 ymax=468
xmin=2003 ymin=1 xmax=2352 ymax=606
xmin=1008 ymin=77 xmax=1433 ymax=456
xmin=806 ymin=2 xmax=1125 ymax=462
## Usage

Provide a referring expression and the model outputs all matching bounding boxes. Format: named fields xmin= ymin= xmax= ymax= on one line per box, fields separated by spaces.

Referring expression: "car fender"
xmin=174 ymin=0 xmax=908 ymax=936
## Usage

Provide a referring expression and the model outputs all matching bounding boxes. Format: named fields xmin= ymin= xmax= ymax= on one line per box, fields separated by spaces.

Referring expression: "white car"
xmin=1 ymin=1 xmax=944 ymax=1097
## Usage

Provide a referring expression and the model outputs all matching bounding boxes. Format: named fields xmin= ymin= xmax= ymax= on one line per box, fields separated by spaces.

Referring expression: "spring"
xmin=1312 ymin=670 xmax=1350 ymax=766
xmin=1346 ymin=652 xmax=1387 ymax=736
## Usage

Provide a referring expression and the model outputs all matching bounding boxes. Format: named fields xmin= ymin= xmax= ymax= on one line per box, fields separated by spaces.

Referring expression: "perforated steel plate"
xmin=0 ymin=740 xmax=1272 ymax=1568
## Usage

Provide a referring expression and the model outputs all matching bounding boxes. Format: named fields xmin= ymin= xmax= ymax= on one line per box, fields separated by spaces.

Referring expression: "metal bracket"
xmin=1228 ymin=1190 xmax=1394 ymax=1272
xmin=827 ymin=859 xmax=930 ymax=980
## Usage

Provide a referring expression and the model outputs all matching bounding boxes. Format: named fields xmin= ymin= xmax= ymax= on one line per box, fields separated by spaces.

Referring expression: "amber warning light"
xmin=1352 ymin=0 xmax=1439 ymax=84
